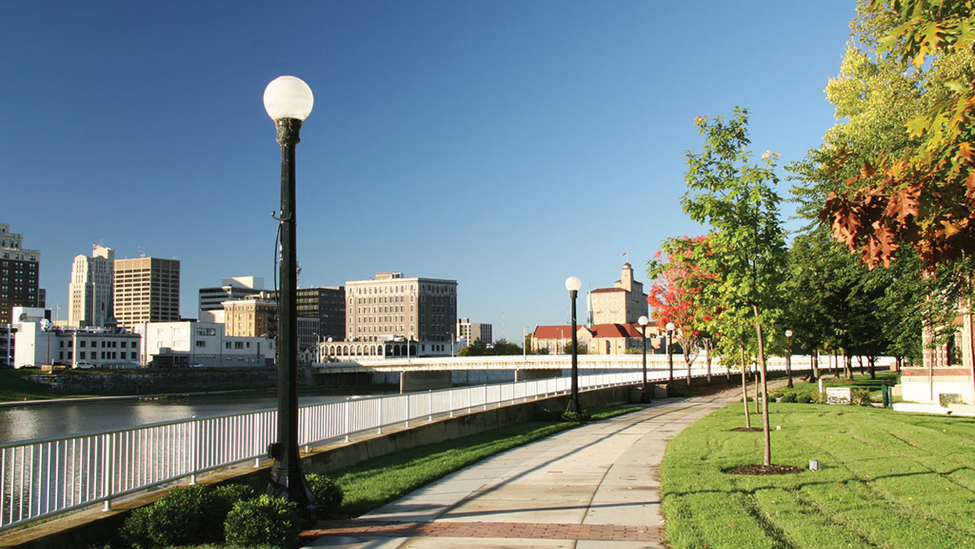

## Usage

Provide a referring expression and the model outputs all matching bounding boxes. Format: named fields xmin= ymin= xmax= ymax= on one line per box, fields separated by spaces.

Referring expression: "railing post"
xmin=189 ymin=417 xmax=198 ymax=485
xmin=405 ymin=394 xmax=411 ymax=428
xmin=428 ymin=390 xmax=433 ymax=422
xmin=378 ymin=398 xmax=383 ymax=435
xmin=449 ymin=389 xmax=454 ymax=418
xmin=102 ymin=434 xmax=113 ymax=511
xmin=483 ymin=384 xmax=488 ymax=411
xmin=344 ymin=400 xmax=351 ymax=443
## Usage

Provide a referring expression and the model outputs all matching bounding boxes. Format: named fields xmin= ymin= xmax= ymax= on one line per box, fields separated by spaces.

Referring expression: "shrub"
xmin=120 ymin=485 xmax=219 ymax=548
xmin=224 ymin=494 xmax=302 ymax=549
xmin=852 ymin=388 xmax=873 ymax=406
xmin=780 ymin=392 xmax=797 ymax=403
xmin=212 ymin=483 xmax=258 ymax=523
xmin=561 ymin=410 xmax=591 ymax=423
xmin=305 ymin=474 xmax=343 ymax=518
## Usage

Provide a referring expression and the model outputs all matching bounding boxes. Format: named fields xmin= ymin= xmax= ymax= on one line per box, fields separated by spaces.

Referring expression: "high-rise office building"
xmin=457 ymin=317 xmax=492 ymax=346
xmin=0 ymin=223 xmax=44 ymax=325
xmin=265 ymin=286 xmax=346 ymax=341
xmin=198 ymin=276 xmax=266 ymax=316
xmin=113 ymin=257 xmax=180 ymax=329
xmin=346 ymin=272 xmax=457 ymax=343
xmin=68 ymin=245 xmax=115 ymax=328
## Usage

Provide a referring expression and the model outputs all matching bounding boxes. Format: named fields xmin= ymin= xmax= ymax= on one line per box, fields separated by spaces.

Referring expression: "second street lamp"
xmin=785 ymin=329 xmax=794 ymax=388
xmin=264 ymin=75 xmax=315 ymax=515
xmin=666 ymin=321 xmax=675 ymax=394
xmin=565 ymin=276 xmax=582 ymax=413
xmin=638 ymin=315 xmax=650 ymax=403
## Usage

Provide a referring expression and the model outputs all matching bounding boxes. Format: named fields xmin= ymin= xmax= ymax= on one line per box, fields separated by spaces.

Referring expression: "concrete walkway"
xmin=300 ymin=387 xmax=745 ymax=549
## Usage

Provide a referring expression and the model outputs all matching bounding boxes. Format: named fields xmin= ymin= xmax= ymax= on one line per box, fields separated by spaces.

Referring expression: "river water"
xmin=0 ymin=393 xmax=370 ymax=445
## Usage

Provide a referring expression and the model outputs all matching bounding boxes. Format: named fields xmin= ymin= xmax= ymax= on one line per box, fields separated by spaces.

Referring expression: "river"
xmin=0 ymin=392 xmax=374 ymax=444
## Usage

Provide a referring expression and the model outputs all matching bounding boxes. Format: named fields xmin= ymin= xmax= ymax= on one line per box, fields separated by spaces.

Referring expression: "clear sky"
xmin=2 ymin=1 xmax=856 ymax=342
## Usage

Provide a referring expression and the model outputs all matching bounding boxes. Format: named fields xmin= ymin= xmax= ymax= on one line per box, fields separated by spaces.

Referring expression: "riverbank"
xmin=0 ymin=368 xmax=395 ymax=406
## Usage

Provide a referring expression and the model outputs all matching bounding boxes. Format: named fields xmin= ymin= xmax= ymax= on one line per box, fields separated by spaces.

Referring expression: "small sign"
xmin=826 ymin=387 xmax=852 ymax=405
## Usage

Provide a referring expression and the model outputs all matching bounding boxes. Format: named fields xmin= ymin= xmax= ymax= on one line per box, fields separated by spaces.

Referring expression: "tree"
xmin=648 ymin=235 xmax=718 ymax=383
xmin=681 ymin=108 xmax=788 ymax=467
xmin=790 ymin=0 xmax=973 ymax=358
xmin=819 ymin=0 xmax=975 ymax=276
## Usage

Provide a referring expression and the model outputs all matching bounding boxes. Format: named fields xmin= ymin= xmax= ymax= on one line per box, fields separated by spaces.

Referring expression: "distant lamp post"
xmin=638 ymin=315 xmax=650 ymax=403
xmin=565 ymin=276 xmax=582 ymax=413
xmin=785 ymin=329 xmax=794 ymax=388
xmin=666 ymin=321 xmax=676 ymax=394
xmin=263 ymin=75 xmax=315 ymax=515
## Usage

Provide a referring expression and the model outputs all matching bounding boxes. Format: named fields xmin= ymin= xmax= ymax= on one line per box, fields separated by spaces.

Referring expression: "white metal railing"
xmin=0 ymin=371 xmax=644 ymax=531
xmin=0 ymin=357 xmax=834 ymax=532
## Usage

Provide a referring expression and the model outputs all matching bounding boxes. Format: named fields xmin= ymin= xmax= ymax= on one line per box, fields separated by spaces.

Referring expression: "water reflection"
xmin=0 ymin=393 xmax=359 ymax=444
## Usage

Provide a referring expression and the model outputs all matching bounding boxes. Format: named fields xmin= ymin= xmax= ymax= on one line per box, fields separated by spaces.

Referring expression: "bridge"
xmin=312 ymin=354 xmax=821 ymax=392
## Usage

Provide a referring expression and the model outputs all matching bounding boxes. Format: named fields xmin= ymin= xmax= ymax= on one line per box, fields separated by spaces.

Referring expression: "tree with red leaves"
xmin=647 ymin=235 xmax=717 ymax=383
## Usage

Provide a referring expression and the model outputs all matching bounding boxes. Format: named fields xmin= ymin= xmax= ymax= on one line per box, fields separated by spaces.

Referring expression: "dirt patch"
xmin=723 ymin=464 xmax=806 ymax=475
xmin=729 ymin=427 xmax=762 ymax=432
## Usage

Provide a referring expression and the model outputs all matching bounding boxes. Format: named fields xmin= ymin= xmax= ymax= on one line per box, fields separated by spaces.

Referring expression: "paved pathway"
xmin=300 ymin=387 xmax=746 ymax=548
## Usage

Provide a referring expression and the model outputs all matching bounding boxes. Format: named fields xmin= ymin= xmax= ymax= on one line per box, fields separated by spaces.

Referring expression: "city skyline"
xmin=3 ymin=1 xmax=857 ymax=341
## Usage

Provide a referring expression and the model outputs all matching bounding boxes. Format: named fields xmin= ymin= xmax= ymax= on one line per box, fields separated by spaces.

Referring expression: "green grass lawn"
xmin=660 ymin=400 xmax=975 ymax=548
xmin=771 ymin=371 xmax=900 ymax=404
xmin=0 ymin=369 xmax=65 ymax=401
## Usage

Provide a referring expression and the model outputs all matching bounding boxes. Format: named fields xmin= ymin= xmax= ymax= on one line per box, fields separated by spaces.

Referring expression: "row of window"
xmin=59 ymin=351 xmax=133 ymax=360
xmin=59 ymin=339 xmax=136 ymax=348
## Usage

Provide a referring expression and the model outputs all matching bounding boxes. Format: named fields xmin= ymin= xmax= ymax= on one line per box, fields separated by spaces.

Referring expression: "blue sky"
xmin=2 ymin=1 xmax=856 ymax=341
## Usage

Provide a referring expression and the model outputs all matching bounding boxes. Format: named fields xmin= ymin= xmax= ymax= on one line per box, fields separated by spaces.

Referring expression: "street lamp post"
xmin=666 ymin=321 xmax=675 ymax=394
xmin=785 ymin=329 xmax=793 ymax=388
xmin=638 ymin=315 xmax=650 ymax=403
xmin=263 ymin=75 xmax=315 ymax=515
xmin=565 ymin=276 xmax=582 ymax=413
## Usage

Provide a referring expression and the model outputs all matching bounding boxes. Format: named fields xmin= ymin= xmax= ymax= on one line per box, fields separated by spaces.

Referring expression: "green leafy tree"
xmin=681 ymin=107 xmax=788 ymax=467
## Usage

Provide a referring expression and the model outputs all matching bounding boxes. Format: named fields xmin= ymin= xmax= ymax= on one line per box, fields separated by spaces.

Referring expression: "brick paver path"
xmin=303 ymin=519 xmax=663 ymax=542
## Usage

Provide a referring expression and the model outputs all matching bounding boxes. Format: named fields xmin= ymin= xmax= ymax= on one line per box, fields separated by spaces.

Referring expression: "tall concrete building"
xmin=0 ymin=223 xmax=44 ymax=325
xmin=222 ymin=294 xmax=277 ymax=338
xmin=69 ymin=245 xmax=115 ymax=328
xmin=346 ymin=272 xmax=457 ymax=345
xmin=266 ymin=286 xmax=346 ymax=341
xmin=588 ymin=263 xmax=647 ymax=325
xmin=113 ymin=257 xmax=180 ymax=329
xmin=457 ymin=317 xmax=492 ymax=346
xmin=198 ymin=276 xmax=265 ymax=316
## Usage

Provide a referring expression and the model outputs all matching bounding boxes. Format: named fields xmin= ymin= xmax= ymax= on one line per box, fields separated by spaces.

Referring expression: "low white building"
xmin=13 ymin=319 xmax=141 ymax=369
xmin=134 ymin=321 xmax=274 ymax=368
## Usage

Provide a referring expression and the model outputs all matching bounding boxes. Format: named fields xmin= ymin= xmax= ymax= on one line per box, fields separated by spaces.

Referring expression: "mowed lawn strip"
xmin=660 ymin=402 xmax=975 ymax=549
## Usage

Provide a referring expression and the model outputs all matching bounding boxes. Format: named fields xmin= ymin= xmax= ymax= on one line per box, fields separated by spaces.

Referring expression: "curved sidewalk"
xmin=301 ymin=387 xmax=744 ymax=548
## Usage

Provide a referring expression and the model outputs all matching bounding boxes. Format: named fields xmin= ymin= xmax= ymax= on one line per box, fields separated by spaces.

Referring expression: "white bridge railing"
xmin=0 ymin=371 xmax=651 ymax=532
xmin=0 ymin=357 xmax=831 ymax=532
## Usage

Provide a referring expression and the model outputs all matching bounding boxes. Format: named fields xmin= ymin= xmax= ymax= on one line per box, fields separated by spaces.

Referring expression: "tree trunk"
xmin=753 ymin=305 xmax=771 ymax=467
xmin=857 ymin=355 xmax=865 ymax=375
xmin=868 ymin=356 xmax=876 ymax=379
xmin=705 ymin=339 xmax=712 ymax=384
xmin=812 ymin=350 xmax=820 ymax=380
xmin=740 ymin=346 xmax=751 ymax=429
xmin=754 ymin=361 xmax=761 ymax=414
xmin=844 ymin=351 xmax=853 ymax=380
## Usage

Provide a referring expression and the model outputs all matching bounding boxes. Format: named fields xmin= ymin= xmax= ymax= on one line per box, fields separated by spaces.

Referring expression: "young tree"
xmin=682 ymin=108 xmax=788 ymax=467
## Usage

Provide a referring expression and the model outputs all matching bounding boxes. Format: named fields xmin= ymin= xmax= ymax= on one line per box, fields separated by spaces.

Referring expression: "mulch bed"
xmin=723 ymin=464 xmax=806 ymax=475
xmin=729 ymin=427 xmax=762 ymax=432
